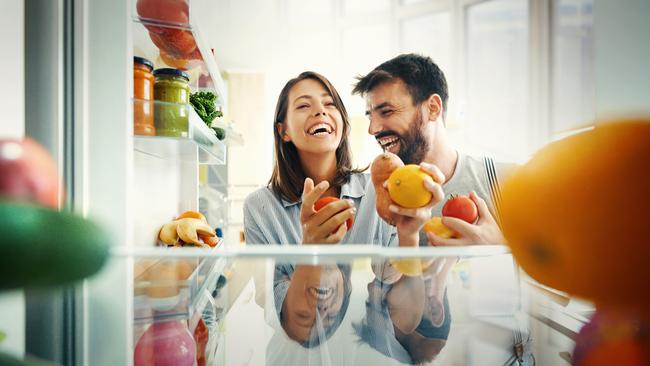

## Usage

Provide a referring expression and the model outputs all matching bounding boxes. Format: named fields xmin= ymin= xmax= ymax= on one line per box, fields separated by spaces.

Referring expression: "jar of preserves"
xmin=153 ymin=68 xmax=191 ymax=137
xmin=133 ymin=56 xmax=155 ymax=136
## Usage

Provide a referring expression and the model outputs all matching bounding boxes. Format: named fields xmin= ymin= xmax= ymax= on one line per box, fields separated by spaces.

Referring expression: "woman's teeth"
xmin=308 ymin=123 xmax=333 ymax=135
xmin=310 ymin=287 xmax=334 ymax=300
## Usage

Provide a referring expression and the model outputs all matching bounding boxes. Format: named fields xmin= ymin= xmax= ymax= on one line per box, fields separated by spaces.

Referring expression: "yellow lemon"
xmin=423 ymin=217 xmax=455 ymax=239
xmin=387 ymin=165 xmax=433 ymax=208
xmin=389 ymin=259 xmax=423 ymax=277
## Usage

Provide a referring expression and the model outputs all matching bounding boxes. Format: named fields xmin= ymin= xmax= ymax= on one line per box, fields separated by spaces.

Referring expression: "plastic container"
xmin=153 ymin=68 xmax=190 ymax=137
xmin=133 ymin=56 xmax=155 ymax=136
xmin=134 ymin=316 xmax=196 ymax=366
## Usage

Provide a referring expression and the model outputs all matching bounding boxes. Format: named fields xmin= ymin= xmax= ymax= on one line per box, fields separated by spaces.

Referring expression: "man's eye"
xmin=381 ymin=110 xmax=393 ymax=116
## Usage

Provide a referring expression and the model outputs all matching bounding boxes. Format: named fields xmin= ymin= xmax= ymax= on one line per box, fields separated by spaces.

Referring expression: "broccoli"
xmin=190 ymin=91 xmax=223 ymax=126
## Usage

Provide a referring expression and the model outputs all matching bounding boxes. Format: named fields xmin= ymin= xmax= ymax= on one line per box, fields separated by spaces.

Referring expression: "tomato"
xmin=442 ymin=195 xmax=478 ymax=223
xmin=136 ymin=0 xmax=189 ymax=28
xmin=314 ymin=197 xmax=353 ymax=231
xmin=193 ymin=318 xmax=209 ymax=366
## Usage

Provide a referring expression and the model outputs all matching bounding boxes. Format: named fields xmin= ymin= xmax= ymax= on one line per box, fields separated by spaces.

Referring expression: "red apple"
xmin=0 ymin=138 xmax=60 ymax=208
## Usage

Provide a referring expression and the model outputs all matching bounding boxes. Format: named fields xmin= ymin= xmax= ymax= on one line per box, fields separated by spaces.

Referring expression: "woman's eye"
xmin=297 ymin=104 xmax=309 ymax=109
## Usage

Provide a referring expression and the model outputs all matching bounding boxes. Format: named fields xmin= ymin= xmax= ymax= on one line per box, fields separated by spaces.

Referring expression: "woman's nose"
xmin=313 ymin=103 xmax=326 ymax=116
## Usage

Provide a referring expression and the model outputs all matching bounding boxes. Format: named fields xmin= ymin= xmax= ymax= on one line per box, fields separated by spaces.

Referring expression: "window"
xmin=464 ymin=0 xmax=530 ymax=161
xmin=551 ymin=0 xmax=595 ymax=136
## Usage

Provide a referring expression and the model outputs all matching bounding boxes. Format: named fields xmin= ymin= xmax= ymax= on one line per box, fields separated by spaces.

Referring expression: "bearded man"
xmin=353 ymin=53 xmax=511 ymax=246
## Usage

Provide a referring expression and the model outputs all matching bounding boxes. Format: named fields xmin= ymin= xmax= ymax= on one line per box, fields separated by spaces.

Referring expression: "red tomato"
xmin=136 ymin=0 xmax=189 ymax=28
xmin=314 ymin=197 xmax=354 ymax=231
xmin=442 ymin=195 xmax=478 ymax=223
xmin=193 ymin=318 xmax=209 ymax=366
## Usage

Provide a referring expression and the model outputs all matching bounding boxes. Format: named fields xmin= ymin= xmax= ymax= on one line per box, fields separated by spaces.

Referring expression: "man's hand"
xmin=387 ymin=163 xmax=445 ymax=246
xmin=426 ymin=191 xmax=505 ymax=246
xmin=300 ymin=178 xmax=356 ymax=244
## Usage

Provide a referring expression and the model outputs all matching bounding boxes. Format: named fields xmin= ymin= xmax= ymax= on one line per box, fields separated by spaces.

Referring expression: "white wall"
xmin=594 ymin=0 xmax=650 ymax=118
xmin=0 ymin=0 xmax=25 ymax=359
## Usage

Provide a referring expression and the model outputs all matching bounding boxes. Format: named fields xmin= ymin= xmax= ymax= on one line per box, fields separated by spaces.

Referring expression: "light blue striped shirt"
xmin=243 ymin=172 xmax=397 ymax=246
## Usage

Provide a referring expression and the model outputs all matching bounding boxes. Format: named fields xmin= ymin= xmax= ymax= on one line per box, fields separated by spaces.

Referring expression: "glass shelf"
xmin=131 ymin=0 xmax=228 ymax=106
xmin=103 ymin=244 xmax=579 ymax=366
xmin=211 ymin=117 xmax=245 ymax=146
xmin=134 ymin=99 xmax=226 ymax=164
xmin=133 ymin=239 xmax=226 ymax=323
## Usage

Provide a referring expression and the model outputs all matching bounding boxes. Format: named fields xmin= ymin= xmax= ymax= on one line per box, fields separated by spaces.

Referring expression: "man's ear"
xmin=426 ymin=94 xmax=443 ymax=122
xmin=277 ymin=123 xmax=291 ymax=142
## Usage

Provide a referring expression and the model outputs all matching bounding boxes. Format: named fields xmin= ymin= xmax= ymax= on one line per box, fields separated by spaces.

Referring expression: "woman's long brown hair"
xmin=269 ymin=71 xmax=363 ymax=203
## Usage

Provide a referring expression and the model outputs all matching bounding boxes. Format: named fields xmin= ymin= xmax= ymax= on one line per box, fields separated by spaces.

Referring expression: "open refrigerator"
xmin=28 ymin=1 xmax=594 ymax=365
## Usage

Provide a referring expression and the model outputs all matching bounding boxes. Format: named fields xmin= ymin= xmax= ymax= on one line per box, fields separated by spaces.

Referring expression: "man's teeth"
xmin=378 ymin=136 xmax=399 ymax=148
xmin=308 ymin=123 xmax=333 ymax=135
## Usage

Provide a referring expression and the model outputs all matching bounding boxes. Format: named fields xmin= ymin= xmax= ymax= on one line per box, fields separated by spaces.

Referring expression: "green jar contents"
xmin=153 ymin=68 xmax=191 ymax=137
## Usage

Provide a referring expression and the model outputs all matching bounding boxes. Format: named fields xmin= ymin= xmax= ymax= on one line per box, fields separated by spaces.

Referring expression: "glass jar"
xmin=153 ymin=68 xmax=190 ymax=137
xmin=133 ymin=56 xmax=155 ymax=136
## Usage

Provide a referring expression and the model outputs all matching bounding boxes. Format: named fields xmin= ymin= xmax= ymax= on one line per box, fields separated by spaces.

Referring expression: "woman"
xmin=243 ymin=71 xmax=444 ymax=246
xmin=243 ymin=71 xmax=443 ymax=347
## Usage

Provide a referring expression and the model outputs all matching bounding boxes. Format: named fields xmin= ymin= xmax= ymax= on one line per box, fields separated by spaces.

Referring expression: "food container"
xmin=134 ymin=316 xmax=196 ymax=366
xmin=133 ymin=56 xmax=155 ymax=136
xmin=153 ymin=68 xmax=190 ymax=137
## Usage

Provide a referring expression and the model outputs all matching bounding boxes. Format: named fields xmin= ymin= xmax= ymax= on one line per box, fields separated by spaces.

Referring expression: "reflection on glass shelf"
xmin=134 ymin=99 xmax=226 ymax=164
xmin=131 ymin=0 xmax=228 ymax=106
xmin=133 ymin=241 xmax=226 ymax=323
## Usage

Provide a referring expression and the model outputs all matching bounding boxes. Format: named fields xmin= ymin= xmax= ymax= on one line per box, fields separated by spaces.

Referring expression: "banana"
xmin=158 ymin=220 xmax=180 ymax=245
xmin=176 ymin=218 xmax=215 ymax=246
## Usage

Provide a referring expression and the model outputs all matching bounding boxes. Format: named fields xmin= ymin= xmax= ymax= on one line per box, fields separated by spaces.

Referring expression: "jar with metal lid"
xmin=134 ymin=56 xmax=155 ymax=136
xmin=153 ymin=68 xmax=190 ymax=137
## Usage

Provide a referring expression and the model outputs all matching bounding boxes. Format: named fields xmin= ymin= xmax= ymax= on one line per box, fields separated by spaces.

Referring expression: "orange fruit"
xmin=423 ymin=217 xmax=455 ymax=239
xmin=176 ymin=210 xmax=207 ymax=223
xmin=500 ymin=121 xmax=650 ymax=315
xmin=387 ymin=165 xmax=433 ymax=208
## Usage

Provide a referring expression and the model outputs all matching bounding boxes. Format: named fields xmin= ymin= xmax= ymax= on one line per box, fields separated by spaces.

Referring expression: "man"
xmin=353 ymin=53 xmax=509 ymax=246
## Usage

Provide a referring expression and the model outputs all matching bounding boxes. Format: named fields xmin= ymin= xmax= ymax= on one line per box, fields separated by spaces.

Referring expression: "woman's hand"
xmin=387 ymin=163 xmax=445 ymax=246
xmin=300 ymin=178 xmax=356 ymax=244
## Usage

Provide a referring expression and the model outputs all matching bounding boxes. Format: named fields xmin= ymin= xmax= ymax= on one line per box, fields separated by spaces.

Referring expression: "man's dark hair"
xmin=352 ymin=53 xmax=449 ymax=119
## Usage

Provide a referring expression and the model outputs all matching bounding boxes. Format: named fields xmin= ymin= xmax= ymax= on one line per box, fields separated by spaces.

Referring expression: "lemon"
xmin=423 ymin=217 xmax=455 ymax=239
xmin=389 ymin=259 xmax=423 ymax=276
xmin=387 ymin=165 xmax=433 ymax=208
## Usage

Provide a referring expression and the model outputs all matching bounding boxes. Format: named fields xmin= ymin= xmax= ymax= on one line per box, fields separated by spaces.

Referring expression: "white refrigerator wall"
xmin=0 ymin=0 xmax=25 ymax=358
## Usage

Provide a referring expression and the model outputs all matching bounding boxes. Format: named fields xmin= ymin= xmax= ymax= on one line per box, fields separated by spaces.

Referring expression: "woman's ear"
xmin=426 ymin=94 xmax=443 ymax=122
xmin=277 ymin=123 xmax=291 ymax=142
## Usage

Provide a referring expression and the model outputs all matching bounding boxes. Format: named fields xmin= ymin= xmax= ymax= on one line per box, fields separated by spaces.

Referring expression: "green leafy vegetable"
xmin=190 ymin=91 xmax=223 ymax=125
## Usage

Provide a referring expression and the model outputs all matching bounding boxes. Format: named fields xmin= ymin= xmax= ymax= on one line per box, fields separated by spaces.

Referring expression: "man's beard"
xmin=396 ymin=110 xmax=429 ymax=164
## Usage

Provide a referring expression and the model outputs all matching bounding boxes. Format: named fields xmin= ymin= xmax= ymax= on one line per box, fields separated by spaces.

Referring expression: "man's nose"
xmin=368 ymin=115 xmax=382 ymax=135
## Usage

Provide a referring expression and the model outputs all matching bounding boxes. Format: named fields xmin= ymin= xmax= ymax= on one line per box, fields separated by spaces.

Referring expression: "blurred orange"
xmin=500 ymin=121 xmax=650 ymax=316
xmin=580 ymin=339 xmax=647 ymax=366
